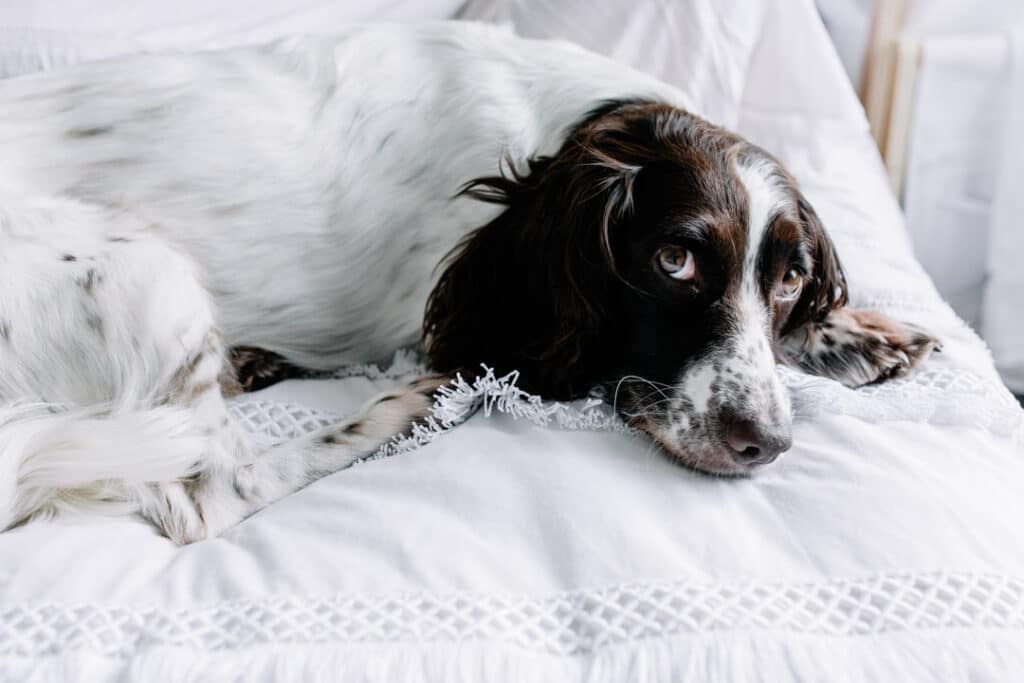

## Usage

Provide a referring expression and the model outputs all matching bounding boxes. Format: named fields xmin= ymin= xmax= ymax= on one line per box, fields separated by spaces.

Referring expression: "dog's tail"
xmin=0 ymin=402 xmax=205 ymax=532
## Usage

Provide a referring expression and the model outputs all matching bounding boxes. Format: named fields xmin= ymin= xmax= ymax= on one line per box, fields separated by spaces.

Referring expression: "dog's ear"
xmin=777 ymin=195 xmax=939 ymax=387
xmin=782 ymin=196 xmax=849 ymax=332
xmin=424 ymin=115 xmax=645 ymax=399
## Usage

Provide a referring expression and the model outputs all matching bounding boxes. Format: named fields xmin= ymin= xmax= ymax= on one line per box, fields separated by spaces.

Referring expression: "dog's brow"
xmin=665 ymin=220 xmax=713 ymax=245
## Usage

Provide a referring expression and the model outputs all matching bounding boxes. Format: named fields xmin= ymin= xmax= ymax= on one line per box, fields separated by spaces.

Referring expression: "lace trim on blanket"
xmin=226 ymin=350 xmax=1024 ymax=458
xmin=2 ymin=572 xmax=1022 ymax=658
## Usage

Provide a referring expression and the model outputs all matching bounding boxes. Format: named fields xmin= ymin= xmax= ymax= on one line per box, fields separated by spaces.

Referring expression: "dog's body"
xmin=0 ymin=25 xmax=678 ymax=366
xmin=0 ymin=24 xmax=686 ymax=541
xmin=0 ymin=23 xmax=937 ymax=542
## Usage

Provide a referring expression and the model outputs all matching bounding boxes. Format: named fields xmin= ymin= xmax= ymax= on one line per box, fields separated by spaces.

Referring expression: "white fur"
xmin=732 ymin=161 xmax=792 ymax=421
xmin=0 ymin=23 xmax=687 ymax=540
xmin=683 ymin=363 xmax=717 ymax=415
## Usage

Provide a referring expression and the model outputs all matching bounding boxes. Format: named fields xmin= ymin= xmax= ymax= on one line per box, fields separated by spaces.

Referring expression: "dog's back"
xmin=0 ymin=23 xmax=685 ymax=368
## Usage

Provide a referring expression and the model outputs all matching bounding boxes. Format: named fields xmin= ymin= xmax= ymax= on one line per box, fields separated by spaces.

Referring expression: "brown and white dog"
xmin=0 ymin=23 xmax=937 ymax=543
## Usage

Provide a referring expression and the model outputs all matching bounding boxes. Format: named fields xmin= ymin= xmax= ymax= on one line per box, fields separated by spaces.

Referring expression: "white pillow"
xmin=0 ymin=0 xmax=465 ymax=77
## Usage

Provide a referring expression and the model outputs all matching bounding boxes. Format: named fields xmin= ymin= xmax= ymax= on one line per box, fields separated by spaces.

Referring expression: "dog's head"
xmin=425 ymin=101 xmax=937 ymax=474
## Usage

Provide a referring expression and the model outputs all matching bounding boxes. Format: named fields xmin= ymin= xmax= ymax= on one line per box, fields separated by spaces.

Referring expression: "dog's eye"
xmin=656 ymin=246 xmax=696 ymax=281
xmin=777 ymin=268 xmax=803 ymax=300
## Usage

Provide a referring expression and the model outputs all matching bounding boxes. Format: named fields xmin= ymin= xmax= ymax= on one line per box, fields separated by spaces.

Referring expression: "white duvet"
xmin=1 ymin=1 xmax=1023 ymax=681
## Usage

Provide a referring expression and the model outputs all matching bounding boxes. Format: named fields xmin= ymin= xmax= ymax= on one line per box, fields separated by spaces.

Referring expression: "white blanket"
xmin=1 ymin=1 xmax=1023 ymax=681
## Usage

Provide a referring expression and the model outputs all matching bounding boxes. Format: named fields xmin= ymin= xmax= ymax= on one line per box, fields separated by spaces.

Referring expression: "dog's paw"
xmin=229 ymin=346 xmax=303 ymax=392
xmin=852 ymin=311 xmax=939 ymax=384
xmin=781 ymin=308 xmax=940 ymax=388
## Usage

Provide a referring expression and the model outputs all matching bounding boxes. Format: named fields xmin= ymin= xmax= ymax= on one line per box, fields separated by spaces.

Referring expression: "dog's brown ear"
xmin=424 ymin=102 xmax=654 ymax=398
xmin=781 ymin=196 xmax=849 ymax=335
xmin=778 ymin=196 xmax=939 ymax=387
xmin=423 ymin=148 xmax=636 ymax=399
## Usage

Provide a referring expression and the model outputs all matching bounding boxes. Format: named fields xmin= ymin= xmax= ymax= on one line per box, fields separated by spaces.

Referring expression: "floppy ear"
xmin=778 ymin=196 xmax=940 ymax=387
xmin=424 ymin=136 xmax=641 ymax=400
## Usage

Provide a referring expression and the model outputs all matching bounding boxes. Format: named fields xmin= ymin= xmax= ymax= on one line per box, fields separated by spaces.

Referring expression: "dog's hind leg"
xmin=0 ymin=197 xmax=251 ymax=542
xmin=0 ymin=197 xmax=442 ymax=543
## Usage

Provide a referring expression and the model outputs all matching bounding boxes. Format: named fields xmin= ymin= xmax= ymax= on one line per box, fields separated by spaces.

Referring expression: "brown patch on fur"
xmin=187 ymin=381 xmax=215 ymax=404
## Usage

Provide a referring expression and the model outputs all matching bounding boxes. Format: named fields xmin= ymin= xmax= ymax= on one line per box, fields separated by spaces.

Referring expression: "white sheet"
xmin=1 ymin=1 xmax=1023 ymax=681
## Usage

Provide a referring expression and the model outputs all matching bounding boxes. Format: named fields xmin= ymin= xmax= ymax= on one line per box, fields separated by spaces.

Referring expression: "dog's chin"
xmin=635 ymin=420 xmax=757 ymax=477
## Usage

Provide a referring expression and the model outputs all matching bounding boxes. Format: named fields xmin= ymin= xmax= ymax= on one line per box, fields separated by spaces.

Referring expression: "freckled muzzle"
xmin=625 ymin=340 xmax=793 ymax=475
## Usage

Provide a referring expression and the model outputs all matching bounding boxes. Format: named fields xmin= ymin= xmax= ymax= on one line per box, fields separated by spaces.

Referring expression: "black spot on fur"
xmin=322 ymin=433 xmax=344 ymax=445
xmin=0 ymin=320 xmax=9 ymax=342
xmin=108 ymin=236 xmax=131 ymax=243
xmin=62 ymin=254 xmax=77 ymax=262
xmin=232 ymin=473 xmax=248 ymax=499
xmin=377 ymin=131 xmax=396 ymax=152
xmin=213 ymin=203 xmax=248 ymax=216
xmin=67 ymin=125 xmax=113 ymax=138
xmin=89 ymin=157 xmax=135 ymax=168
xmin=86 ymin=314 xmax=105 ymax=339
xmin=343 ymin=422 xmax=363 ymax=436
xmin=138 ymin=105 xmax=167 ymax=119
xmin=80 ymin=269 xmax=101 ymax=294
xmin=822 ymin=334 xmax=835 ymax=347
xmin=399 ymin=164 xmax=430 ymax=186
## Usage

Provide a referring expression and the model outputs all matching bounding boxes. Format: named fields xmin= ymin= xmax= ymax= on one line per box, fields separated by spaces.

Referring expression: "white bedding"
xmin=1 ymin=1 xmax=1023 ymax=681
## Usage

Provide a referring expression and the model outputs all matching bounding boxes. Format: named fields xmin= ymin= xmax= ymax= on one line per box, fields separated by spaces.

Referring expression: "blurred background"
xmin=1 ymin=0 xmax=1021 ymax=396
xmin=817 ymin=0 xmax=1024 ymax=397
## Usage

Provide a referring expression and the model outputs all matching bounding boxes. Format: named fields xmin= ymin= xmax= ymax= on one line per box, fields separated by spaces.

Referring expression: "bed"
xmin=1 ymin=1 xmax=1022 ymax=681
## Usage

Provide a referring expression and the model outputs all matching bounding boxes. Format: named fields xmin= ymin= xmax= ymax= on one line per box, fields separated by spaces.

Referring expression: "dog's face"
xmin=607 ymin=156 xmax=814 ymax=473
xmin=426 ymin=101 xmax=937 ymax=475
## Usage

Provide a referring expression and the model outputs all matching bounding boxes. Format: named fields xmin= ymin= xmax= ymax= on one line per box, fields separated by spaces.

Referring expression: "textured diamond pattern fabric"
xmin=4 ymin=573 xmax=1022 ymax=658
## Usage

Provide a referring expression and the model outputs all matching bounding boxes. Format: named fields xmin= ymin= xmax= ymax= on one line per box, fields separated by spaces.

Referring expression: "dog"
xmin=0 ymin=23 xmax=937 ymax=543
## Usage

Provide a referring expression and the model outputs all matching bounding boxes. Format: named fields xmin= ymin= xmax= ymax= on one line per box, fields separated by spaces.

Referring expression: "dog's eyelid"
xmin=780 ymin=242 xmax=812 ymax=273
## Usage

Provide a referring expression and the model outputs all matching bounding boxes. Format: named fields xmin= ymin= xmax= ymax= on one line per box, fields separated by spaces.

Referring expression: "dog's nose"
xmin=723 ymin=420 xmax=792 ymax=466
